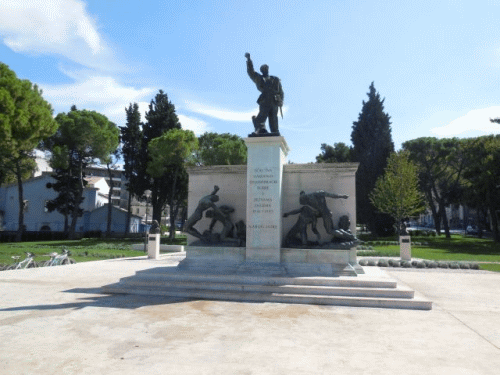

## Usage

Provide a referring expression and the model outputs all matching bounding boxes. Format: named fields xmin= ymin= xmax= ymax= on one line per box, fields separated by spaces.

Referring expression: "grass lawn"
xmin=2 ymin=234 xmax=500 ymax=272
xmin=0 ymin=236 xmax=187 ymax=267
xmin=358 ymin=234 xmax=500 ymax=272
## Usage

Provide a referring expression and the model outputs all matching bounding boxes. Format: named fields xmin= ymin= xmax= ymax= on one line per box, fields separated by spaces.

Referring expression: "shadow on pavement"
xmin=0 ymin=288 xmax=192 ymax=312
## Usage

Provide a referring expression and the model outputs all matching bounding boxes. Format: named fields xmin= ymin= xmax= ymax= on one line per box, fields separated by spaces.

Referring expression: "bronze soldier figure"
xmin=245 ymin=52 xmax=284 ymax=136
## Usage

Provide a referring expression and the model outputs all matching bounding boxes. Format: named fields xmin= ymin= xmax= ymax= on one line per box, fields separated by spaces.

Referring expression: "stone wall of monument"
xmin=186 ymin=162 xmax=358 ymax=246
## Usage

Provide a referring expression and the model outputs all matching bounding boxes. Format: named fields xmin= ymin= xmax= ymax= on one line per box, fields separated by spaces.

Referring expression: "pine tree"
xmin=45 ymin=106 xmax=119 ymax=238
xmin=315 ymin=142 xmax=353 ymax=163
xmin=351 ymin=82 xmax=395 ymax=236
xmin=45 ymin=161 xmax=86 ymax=234
xmin=0 ymin=63 xmax=58 ymax=240
xmin=139 ymin=90 xmax=182 ymax=227
xmin=194 ymin=132 xmax=247 ymax=166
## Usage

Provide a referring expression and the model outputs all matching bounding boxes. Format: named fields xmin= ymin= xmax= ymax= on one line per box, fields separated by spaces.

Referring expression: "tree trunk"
xmin=106 ymin=163 xmax=114 ymax=237
xmin=125 ymin=192 xmax=132 ymax=235
xmin=150 ymin=179 xmax=162 ymax=225
xmin=492 ymin=209 xmax=500 ymax=243
xmin=168 ymin=166 xmax=179 ymax=240
xmin=430 ymin=186 xmax=443 ymax=235
xmin=69 ymin=194 xmax=81 ymax=239
xmin=63 ymin=214 xmax=69 ymax=235
xmin=431 ymin=206 xmax=441 ymax=235
xmin=487 ymin=189 xmax=500 ymax=242
xmin=69 ymin=159 xmax=84 ymax=239
xmin=477 ymin=209 xmax=484 ymax=239
xmin=169 ymin=203 xmax=179 ymax=240
xmin=423 ymin=188 xmax=440 ymax=234
xmin=15 ymin=161 xmax=25 ymax=242
xmin=441 ymin=204 xmax=451 ymax=238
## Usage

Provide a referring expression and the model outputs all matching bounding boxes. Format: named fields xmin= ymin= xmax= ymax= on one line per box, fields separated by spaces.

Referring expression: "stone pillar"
xmin=245 ymin=136 xmax=290 ymax=262
xmin=148 ymin=233 xmax=161 ymax=259
xmin=400 ymin=235 xmax=411 ymax=261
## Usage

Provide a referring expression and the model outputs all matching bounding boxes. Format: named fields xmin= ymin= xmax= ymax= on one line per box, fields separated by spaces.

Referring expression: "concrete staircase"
xmin=102 ymin=266 xmax=432 ymax=310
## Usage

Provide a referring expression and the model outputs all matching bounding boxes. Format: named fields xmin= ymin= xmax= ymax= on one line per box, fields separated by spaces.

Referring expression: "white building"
xmin=0 ymin=173 xmax=143 ymax=233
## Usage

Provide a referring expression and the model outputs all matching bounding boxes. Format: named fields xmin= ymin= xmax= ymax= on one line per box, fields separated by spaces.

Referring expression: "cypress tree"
xmin=351 ymin=82 xmax=395 ymax=236
xmin=139 ymin=90 xmax=182 ymax=225
xmin=121 ymin=103 xmax=143 ymax=233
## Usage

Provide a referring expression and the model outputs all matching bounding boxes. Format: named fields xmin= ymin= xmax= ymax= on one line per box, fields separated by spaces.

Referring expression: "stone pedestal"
xmin=244 ymin=136 xmax=290 ymax=262
xmin=147 ymin=233 xmax=161 ymax=259
xmin=400 ymin=235 xmax=411 ymax=261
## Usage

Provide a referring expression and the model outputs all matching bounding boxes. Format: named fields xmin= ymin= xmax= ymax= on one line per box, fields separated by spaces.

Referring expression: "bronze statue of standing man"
xmin=245 ymin=53 xmax=284 ymax=136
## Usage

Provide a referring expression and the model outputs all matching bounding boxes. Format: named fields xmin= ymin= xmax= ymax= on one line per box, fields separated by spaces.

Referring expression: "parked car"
xmin=466 ymin=225 xmax=478 ymax=235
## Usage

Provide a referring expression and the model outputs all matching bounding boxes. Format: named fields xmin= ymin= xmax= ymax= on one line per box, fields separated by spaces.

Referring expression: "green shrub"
xmin=377 ymin=259 xmax=389 ymax=267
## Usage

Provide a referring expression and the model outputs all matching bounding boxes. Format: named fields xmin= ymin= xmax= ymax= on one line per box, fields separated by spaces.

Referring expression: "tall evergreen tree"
xmin=45 ymin=106 xmax=120 ymax=238
xmin=147 ymin=129 xmax=198 ymax=238
xmin=0 ymin=63 xmax=58 ymax=240
xmin=462 ymin=135 xmax=500 ymax=242
xmin=351 ymin=82 xmax=394 ymax=236
xmin=46 ymin=160 xmax=86 ymax=234
xmin=121 ymin=103 xmax=143 ymax=234
xmin=139 ymin=90 xmax=182 ymax=225
xmin=403 ymin=137 xmax=465 ymax=238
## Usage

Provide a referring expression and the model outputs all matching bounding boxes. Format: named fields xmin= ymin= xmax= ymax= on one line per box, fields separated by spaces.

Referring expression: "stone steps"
xmin=102 ymin=268 xmax=432 ymax=310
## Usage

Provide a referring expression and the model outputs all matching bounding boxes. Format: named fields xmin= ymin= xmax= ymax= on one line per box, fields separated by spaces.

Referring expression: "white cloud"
xmin=42 ymin=72 xmax=153 ymax=106
xmin=40 ymin=70 xmax=155 ymax=126
xmin=184 ymin=100 xmax=289 ymax=123
xmin=0 ymin=0 xmax=115 ymax=70
xmin=178 ymin=114 xmax=210 ymax=135
xmin=184 ymin=100 xmax=258 ymax=122
xmin=430 ymin=107 xmax=500 ymax=137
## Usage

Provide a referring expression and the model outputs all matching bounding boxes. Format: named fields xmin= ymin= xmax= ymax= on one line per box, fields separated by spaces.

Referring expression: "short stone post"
xmin=400 ymin=235 xmax=411 ymax=261
xmin=147 ymin=233 xmax=161 ymax=259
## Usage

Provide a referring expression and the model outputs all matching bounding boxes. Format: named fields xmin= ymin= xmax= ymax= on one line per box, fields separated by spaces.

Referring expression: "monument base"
xmin=102 ymin=257 xmax=432 ymax=310
xmin=179 ymin=246 xmax=361 ymax=277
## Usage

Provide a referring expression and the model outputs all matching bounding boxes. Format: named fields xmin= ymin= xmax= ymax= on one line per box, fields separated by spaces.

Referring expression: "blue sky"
xmin=1 ymin=0 xmax=500 ymax=163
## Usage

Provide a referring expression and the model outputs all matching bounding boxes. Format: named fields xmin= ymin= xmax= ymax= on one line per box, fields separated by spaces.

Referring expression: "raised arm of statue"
xmin=245 ymin=52 xmax=259 ymax=84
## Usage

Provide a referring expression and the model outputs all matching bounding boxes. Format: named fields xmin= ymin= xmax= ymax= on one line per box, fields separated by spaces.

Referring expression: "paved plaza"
xmin=1 ymin=253 xmax=499 ymax=375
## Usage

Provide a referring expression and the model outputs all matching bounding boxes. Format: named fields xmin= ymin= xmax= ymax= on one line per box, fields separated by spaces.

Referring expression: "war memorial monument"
xmin=103 ymin=54 xmax=431 ymax=310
